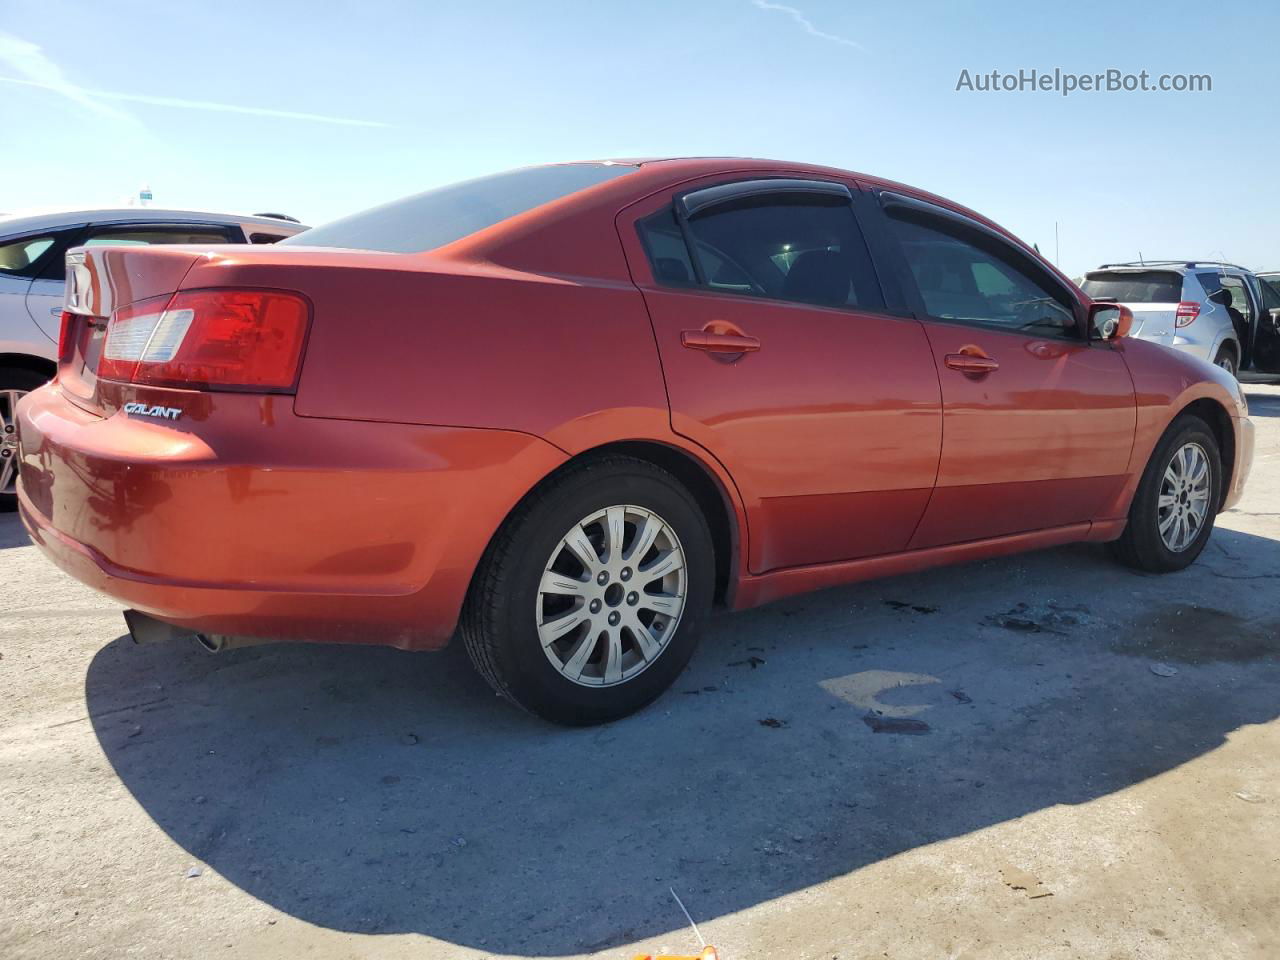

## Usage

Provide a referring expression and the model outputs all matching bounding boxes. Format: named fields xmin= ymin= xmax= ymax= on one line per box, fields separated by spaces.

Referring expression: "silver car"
xmin=1079 ymin=261 xmax=1280 ymax=377
xmin=0 ymin=208 xmax=307 ymax=509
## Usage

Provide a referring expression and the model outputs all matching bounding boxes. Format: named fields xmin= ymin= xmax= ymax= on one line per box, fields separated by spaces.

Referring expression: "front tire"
xmin=460 ymin=456 xmax=715 ymax=725
xmin=1109 ymin=415 xmax=1221 ymax=573
xmin=1 ymin=367 xmax=50 ymax=513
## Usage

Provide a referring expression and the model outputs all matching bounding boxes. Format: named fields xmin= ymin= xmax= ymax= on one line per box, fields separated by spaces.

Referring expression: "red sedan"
xmin=16 ymin=158 xmax=1254 ymax=724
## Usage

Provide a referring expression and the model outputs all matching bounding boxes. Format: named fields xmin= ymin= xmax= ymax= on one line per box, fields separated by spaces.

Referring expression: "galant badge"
xmin=123 ymin=402 xmax=183 ymax=421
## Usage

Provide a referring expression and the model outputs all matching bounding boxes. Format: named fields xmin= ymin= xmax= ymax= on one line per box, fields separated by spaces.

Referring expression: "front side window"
xmin=638 ymin=193 xmax=884 ymax=310
xmin=0 ymin=235 xmax=55 ymax=275
xmin=889 ymin=214 xmax=1077 ymax=337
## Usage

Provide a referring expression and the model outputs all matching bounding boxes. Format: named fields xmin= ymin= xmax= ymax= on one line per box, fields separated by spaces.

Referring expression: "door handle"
xmin=944 ymin=353 xmax=999 ymax=375
xmin=681 ymin=331 xmax=761 ymax=353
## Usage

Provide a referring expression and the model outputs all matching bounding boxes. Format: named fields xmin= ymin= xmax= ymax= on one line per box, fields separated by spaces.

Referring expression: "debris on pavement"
xmin=185 ymin=866 xmax=202 ymax=879
xmin=986 ymin=601 xmax=1093 ymax=635
xmin=885 ymin=600 xmax=938 ymax=613
xmin=1150 ymin=662 xmax=1179 ymax=677
xmin=1234 ymin=791 xmax=1266 ymax=804
xmin=863 ymin=714 xmax=931 ymax=735
xmin=950 ymin=690 xmax=973 ymax=704
xmin=999 ymin=864 xmax=1052 ymax=898
xmin=728 ymin=656 xmax=766 ymax=669
xmin=758 ymin=717 xmax=787 ymax=728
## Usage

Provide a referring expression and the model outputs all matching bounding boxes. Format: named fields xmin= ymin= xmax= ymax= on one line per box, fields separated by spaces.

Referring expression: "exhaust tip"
xmin=195 ymin=633 xmax=272 ymax=654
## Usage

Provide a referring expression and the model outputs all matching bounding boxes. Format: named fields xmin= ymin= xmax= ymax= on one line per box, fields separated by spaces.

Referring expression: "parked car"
xmin=0 ymin=208 xmax=307 ymax=509
xmin=1079 ymin=261 xmax=1280 ymax=376
xmin=15 ymin=159 xmax=1253 ymax=724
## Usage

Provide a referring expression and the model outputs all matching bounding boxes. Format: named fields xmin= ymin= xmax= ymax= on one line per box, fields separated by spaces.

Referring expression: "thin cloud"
xmin=750 ymin=1 xmax=863 ymax=50
xmin=0 ymin=32 xmax=387 ymax=129
xmin=0 ymin=32 xmax=130 ymax=120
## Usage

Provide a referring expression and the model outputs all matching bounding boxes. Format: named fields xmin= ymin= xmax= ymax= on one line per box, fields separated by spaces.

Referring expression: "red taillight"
xmin=100 ymin=289 xmax=310 ymax=390
xmin=56 ymin=310 xmax=76 ymax=363
xmin=1175 ymin=301 xmax=1201 ymax=328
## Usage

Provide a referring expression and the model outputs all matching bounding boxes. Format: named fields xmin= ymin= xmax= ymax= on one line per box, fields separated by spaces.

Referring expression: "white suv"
xmin=0 ymin=208 xmax=307 ymax=509
xmin=1080 ymin=261 xmax=1280 ymax=377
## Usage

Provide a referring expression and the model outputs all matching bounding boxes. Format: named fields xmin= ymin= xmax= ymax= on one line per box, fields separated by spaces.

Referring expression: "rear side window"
xmin=638 ymin=194 xmax=884 ymax=310
xmin=81 ymin=227 xmax=235 ymax=247
xmin=1080 ymin=270 xmax=1183 ymax=303
xmin=0 ymin=235 xmax=55 ymax=276
xmin=285 ymin=163 xmax=637 ymax=254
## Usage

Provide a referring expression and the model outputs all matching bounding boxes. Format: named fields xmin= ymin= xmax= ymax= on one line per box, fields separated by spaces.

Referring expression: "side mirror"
xmin=1089 ymin=302 xmax=1134 ymax=340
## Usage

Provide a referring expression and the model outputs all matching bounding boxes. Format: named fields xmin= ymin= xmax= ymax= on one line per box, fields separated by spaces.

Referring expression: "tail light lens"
xmin=100 ymin=289 xmax=310 ymax=390
xmin=1175 ymin=301 xmax=1201 ymax=328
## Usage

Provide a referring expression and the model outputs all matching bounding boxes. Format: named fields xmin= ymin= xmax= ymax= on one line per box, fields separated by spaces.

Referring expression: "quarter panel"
xmin=285 ymin=265 xmax=669 ymax=438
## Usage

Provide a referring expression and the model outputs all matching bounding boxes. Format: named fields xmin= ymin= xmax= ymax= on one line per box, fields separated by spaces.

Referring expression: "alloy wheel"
xmin=1158 ymin=442 xmax=1212 ymax=553
xmin=0 ymin=389 xmax=25 ymax=496
xmin=536 ymin=504 xmax=687 ymax=687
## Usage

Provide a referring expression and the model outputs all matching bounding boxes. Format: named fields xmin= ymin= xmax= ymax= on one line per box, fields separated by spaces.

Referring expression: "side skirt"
xmin=732 ymin=520 xmax=1127 ymax=611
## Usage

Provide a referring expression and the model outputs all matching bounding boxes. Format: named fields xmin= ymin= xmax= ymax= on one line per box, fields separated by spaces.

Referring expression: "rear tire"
xmin=460 ymin=456 xmax=715 ymax=725
xmin=1109 ymin=415 xmax=1221 ymax=573
xmin=1213 ymin=344 xmax=1238 ymax=378
xmin=1 ymin=367 xmax=50 ymax=513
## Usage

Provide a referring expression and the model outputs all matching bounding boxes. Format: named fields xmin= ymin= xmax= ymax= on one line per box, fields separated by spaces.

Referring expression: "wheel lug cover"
xmin=627 ymin=591 xmax=638 ymax=606
xmin=608 ymin=611 xmax=620 ymax=626
xmin=596 ymin=572 xmax=609 ymax=586
xmin=589 ymin=599 xmax=602 ymax=614
xmin=620 ymin=568 xmax=631 ymax=581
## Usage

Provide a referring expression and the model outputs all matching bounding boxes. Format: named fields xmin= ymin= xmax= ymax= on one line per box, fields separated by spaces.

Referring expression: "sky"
xmin=0 ymin=0 xmax=1276 ymax=278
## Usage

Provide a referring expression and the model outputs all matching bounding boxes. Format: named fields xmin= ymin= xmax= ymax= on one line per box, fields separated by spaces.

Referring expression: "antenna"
xmin=1054 ymin=221 xmax=1060 ymax=266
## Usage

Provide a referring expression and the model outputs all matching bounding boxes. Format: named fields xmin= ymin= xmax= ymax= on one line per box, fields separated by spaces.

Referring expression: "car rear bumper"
xmin=16 ymin=384 xmax=566 ymax=649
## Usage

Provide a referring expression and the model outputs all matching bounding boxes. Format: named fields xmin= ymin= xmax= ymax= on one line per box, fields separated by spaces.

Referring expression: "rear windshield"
xmin=1080 ymin=270 xmax=1182 ymax=303
xmin=283 ymin=163 xmax=638 ymax=254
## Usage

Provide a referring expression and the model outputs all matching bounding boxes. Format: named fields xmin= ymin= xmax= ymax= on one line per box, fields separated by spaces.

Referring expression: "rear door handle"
xmin=944 ymin=353 xmax=999 ymax=375
xmin=681 ymin=331 xmax=761 ymax=353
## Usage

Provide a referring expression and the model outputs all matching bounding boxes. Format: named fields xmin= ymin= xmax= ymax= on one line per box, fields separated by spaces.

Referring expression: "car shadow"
xmin=85 ymin=526 xmax=1280 ymax=956
xmin=0 ymin=513 xmax=31 ymax=549
xmin=1243 ymin=388 xmax=1280 ymax=418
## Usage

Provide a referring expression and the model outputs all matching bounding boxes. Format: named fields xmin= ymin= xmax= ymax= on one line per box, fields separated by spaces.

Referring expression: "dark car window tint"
xmin=641 ymin=193 xmax=884 ymax=310
xmin=890 ymin=215 xmax=1076 ymax=337
xmin=286 ymin=163 xmax=637 ymax=254
xmin=1080 ymin=270 xmax=1183 ymax=303
xmin=1196 ymin=272 xmax=1223 ymax=299
xmin=637 ymin=209 xmax=696 ymax=286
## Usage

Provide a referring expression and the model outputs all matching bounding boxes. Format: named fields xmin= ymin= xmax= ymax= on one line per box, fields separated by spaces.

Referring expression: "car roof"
xmin=0 ymin=207 xmax=308 ymax=237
